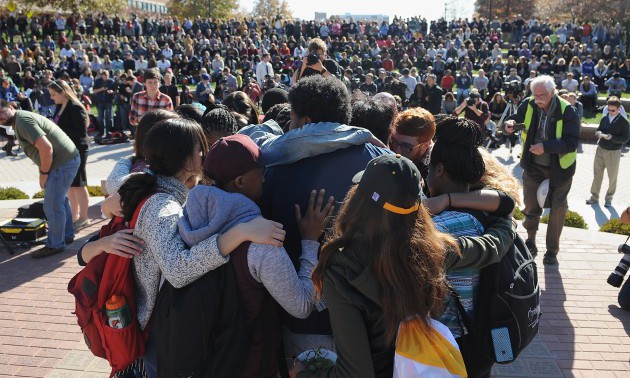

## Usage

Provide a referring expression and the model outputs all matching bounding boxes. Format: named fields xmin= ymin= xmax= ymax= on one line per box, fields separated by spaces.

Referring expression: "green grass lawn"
xmin=582 ymin=112 xmax=603 ymax=125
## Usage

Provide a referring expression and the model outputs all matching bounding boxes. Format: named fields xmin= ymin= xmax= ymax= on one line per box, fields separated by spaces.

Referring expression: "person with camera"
xmin=505 ymin=75 xmax=580 ymax=266
xmin=609 ymin=206 xmax=630 ymax=310
xmin=291 ymin=38 xmax=340 ymax=83
xmin=453 ymin=89 xmax=489 ymax=132
xmin=586 ymin=97 xmax=630 ymax=207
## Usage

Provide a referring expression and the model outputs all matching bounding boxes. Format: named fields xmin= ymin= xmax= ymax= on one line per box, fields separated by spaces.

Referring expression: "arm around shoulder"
xmin=447 ymin=216 xmax=516 ymax=271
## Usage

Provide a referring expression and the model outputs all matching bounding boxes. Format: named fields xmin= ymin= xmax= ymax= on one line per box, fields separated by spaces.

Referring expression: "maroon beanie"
xmin=203 ymin=134 xmax=262 ymax=184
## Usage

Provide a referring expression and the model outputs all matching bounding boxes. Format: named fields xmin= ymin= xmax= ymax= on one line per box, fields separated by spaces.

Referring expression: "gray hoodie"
xmin=178 ymin=185 xmax=319 ymax=319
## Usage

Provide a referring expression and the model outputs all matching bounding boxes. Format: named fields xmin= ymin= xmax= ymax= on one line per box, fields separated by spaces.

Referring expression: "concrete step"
xmin=596 ymin=97 xmax=630 ymax=107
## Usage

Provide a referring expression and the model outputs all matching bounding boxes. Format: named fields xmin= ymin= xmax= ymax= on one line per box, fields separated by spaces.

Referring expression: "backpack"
xmin=394 ymin=318 xmax=467 ymax=377
xmin=67 ymin=196 xmax=152 ymax=377
xmin=17 ymin=200 xmax=46 ymax=219
xmin=154 ymin=258 xmax=248 ymax=377
xmin=451 ymin=234 xmax=541 ymax=364
xmin=95 ymin=131 xmax=129 ymax=145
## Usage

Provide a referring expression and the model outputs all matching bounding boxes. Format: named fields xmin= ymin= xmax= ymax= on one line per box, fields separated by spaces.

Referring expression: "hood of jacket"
xmin=178 ymin=185 xmax=260 ymax=247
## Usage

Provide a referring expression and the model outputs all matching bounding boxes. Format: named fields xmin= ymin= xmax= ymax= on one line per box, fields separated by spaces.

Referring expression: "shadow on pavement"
xmin=0 ymin=204 xmax=105 ymax=295
xmin=541 ymin=264 xmax=575 ymax=372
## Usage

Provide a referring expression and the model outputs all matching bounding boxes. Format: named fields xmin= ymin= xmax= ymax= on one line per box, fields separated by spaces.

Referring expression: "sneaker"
xmin=525 ymin=239 xmax=538 ymax=258
xmin=65 ymin=237 xmax=75 ymax=245
xmin=543 ymin=253 xmax=558 ymax=265
xmin=605 ymin=200 xmax=612 ymax=207
xmin=585 ymin=197 xmax=598 ymax=205
xmin=31 ymin=246 xmax=65 ymax=258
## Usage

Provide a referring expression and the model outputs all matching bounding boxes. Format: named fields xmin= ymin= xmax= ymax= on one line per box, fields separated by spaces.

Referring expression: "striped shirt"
xmin=129 ymin=90 xmax=174 ymax=126
xmin=433 ymin=210 xmax=485 ymax=338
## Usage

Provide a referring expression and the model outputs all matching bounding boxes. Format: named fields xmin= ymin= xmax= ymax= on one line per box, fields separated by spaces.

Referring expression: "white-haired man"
xmin=505 ymin=75 xmax=580 ymax=265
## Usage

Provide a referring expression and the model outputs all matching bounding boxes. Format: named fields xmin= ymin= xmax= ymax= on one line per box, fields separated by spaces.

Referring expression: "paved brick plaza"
xmin=1 ymin=140 xmax=630 ymax=377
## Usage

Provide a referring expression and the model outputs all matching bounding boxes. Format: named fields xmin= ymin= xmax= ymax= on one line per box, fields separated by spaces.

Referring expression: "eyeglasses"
xmin=390 ymin=138 xmax=422 ymax=154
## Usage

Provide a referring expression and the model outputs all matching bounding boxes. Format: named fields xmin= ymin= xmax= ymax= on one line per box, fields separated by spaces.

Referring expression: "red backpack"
xmin=68 ymin=196 xmax=152 ymax=377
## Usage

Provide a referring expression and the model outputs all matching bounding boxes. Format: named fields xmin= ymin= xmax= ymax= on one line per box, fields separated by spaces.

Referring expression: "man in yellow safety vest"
xmin=505 ymin=75 xmax=580 ymax=266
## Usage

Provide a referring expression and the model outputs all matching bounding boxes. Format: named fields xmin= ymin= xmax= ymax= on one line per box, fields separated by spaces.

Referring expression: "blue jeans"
xmin=457 ymin=88 xmax=470 ymax=103
xmin=44 ymin=154 xmax=80 ymax=249
xmin=119 ymin=104 xmax=130 ymax=134
xmin=97 ymin=103 xmax=113 ymax=135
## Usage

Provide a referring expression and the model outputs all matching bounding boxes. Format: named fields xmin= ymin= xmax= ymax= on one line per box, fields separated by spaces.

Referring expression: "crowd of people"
xmin=1 ymin=10 xmax=630 ymax=378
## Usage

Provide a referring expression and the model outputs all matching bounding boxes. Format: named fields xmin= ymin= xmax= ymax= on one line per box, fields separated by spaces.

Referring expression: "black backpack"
xmin=452 ymin=234 xmax=541 ymax=364
xmin=17 ymin=201 xmax=46 ymax=220
xmin=154 ymin=263 xmax=248 ymax=377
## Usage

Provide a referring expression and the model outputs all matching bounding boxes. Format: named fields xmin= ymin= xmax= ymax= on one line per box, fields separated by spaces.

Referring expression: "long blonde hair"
xmin=47 ymin=79 xmax=84 ymax=111
xmin=478 ymin=148 xmax=522 ymax=206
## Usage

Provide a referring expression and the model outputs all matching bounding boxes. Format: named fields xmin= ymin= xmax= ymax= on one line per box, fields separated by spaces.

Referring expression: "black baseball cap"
xmin=352 ymin=154 xmax=421 ymax=215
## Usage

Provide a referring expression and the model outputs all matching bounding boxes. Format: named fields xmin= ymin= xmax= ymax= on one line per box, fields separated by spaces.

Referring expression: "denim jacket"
xmin=238 ymin=120 xmax=379 ymax=166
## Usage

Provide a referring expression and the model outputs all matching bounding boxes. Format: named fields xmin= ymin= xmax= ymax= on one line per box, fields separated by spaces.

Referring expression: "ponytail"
xmin=119 ymin=173 xmax=158 ymax=222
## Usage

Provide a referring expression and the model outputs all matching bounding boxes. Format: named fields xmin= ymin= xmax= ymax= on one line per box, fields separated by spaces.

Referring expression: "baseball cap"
xmin=203 ymin=135 xmax=262 ymax=185
xmin=201 ymin=73 xmax=211 ymax=80
xmin=352 ymin=154 xmax=421 ymax=215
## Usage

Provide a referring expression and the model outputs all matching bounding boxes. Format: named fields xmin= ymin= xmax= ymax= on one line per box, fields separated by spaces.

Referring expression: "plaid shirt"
xmin=129 ymin=90 xmax=174 ymax=126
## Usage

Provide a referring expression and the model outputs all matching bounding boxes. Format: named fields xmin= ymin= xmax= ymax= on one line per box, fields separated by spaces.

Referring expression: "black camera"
xmin=607 ymin=241 xmax=630 ymax=288
xmin=504 ymin=80 xmax=524 ymax=96
xmin=307 ymin=53 xmax=320 ymax=66
xmin=511 ymin=123 xmax=526 ymax=132
xmin=466 ymin=97 xmax=476 ymax=106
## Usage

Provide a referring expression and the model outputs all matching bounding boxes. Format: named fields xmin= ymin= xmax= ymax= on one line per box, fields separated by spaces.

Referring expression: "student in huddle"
xmin=426 ymin=117 xmax=495 ymax=378
xmin=291 ymin=154 xmax=458 ymax=377
xmin=81 ymin=117 xmax=285 ymax=378
xmin=179 ymin=134 xmax=333 ymax=377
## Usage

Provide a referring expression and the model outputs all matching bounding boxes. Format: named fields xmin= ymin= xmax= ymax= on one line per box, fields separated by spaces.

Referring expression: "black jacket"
xmin=596 ymin=114 xmax=630 ymax=150
xmin=426 ymin=84 xmax=443 ymax=115
xmin=509 ymin=95 xmax=580 ymax=183
xmin=53 ymin=100 xmax=89 ymax=151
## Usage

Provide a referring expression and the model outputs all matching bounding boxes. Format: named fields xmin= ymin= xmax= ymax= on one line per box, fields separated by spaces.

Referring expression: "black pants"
xmin=456 ymin=333 xmax=493 ymax=378
xmin=522 ymin=163 xmax=573 ymax=255
xmin=619 ymin=276 xmax=630 ymax=310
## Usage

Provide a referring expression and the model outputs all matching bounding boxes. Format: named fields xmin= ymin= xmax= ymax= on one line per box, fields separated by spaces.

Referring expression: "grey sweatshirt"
xmin=133 ymin=176 xmax=228 ymax=329
xmin=179 ymin=185 xmax=318 ymax=319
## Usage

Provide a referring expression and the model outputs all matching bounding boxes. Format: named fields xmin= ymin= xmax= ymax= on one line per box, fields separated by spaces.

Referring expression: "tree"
xmin=474 ymin=0 xmax=535 ymax=20
xmin=252 ymin=0 xmax=293 ymax=21
xmin=17 ymin=0 xmax=125 ymax=13
xmin=167 ymin=0 xmax=238 ymax=20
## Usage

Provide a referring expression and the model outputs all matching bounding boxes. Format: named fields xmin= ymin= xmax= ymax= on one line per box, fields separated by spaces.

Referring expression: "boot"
xmin=2 ymin=140 xmax=16 ymax=156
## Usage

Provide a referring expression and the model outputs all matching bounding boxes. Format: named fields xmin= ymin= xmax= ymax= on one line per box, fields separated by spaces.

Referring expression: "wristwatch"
xmin=39 ymin=169 xmax=49 ymax=175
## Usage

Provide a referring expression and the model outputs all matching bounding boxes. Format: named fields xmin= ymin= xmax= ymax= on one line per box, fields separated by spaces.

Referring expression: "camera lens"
xmin=608 ymin=254 xmax=630 ymax=288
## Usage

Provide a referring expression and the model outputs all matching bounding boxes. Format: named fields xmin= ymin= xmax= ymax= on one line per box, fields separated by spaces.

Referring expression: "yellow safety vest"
xmin=522 ymin=97 xmax=576 ymax=169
